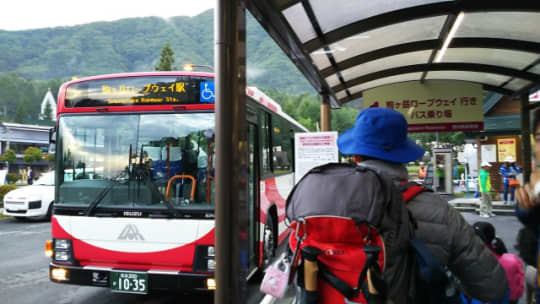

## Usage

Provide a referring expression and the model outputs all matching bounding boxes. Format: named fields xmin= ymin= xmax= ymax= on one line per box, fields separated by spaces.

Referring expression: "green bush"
xmin=6 ymin=173 xmax=19 ymax=184
xmin=45 ymin=154 xmax=55 ymax=162
xmin=0 ymin=149 xmax=16 ymax=163
xmin=0 ymin=184 xmax=17 ymax=205
xmin=23 ymin=147 xmax=43 ymax=163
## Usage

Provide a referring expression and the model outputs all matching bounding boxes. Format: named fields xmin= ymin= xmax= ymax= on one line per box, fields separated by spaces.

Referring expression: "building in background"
xmin=0 ymin=122 xmax=53 ymax=176
xmin=39 ymin=88 xmax=57 ymax=121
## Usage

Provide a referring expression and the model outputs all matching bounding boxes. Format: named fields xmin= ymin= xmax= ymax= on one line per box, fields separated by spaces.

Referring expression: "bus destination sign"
xmin=65 ymin=76 xmax=215 ymax=108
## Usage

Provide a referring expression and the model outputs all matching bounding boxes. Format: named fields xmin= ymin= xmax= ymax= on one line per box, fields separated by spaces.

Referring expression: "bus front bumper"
xmin=49 ymin=263 xmax=214 ymax=293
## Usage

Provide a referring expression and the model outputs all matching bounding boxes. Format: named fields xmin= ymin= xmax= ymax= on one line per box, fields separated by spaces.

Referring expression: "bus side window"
xmin=261 ymin=112 xmax=272 ymax=174
xmin=271 ymin=116 xmax=291 ymax=173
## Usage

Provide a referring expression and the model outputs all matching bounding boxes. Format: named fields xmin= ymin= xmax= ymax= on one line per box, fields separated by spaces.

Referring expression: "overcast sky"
xmin=0 ymin=0 xmax=216 ymax=31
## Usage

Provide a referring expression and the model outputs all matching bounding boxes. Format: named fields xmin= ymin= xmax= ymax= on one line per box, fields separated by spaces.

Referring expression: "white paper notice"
xmin=294 ymin=132 xmax=338 ymax=184
xmin=481 ymin=144 xmax=497 ymax=163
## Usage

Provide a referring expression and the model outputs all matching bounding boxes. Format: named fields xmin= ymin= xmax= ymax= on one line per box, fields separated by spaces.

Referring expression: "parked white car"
xmin=3 ymin=171 xmax=55 ymax=220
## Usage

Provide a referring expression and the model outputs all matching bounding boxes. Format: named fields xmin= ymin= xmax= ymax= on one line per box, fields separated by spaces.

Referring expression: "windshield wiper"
xmin=132 ymin=164 xmax=177 ymax=217
xmin=85 ymin=180 xmax=117 ymax=216
xmin=85 ymin=164 xmax=129 ymax=216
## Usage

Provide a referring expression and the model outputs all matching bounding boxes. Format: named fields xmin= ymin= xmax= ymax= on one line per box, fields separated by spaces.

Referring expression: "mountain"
xmin=0 ymin=9 xmax=313 ymax=95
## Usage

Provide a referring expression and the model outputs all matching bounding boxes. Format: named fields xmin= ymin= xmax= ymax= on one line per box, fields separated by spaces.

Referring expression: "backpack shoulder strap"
xmin=400 ymin=182 xmax=431 ymax=203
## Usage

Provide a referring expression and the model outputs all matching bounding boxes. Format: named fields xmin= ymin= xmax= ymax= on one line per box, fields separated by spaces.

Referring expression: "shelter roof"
xmin=247 ymin=1 xmax=540 ymax=108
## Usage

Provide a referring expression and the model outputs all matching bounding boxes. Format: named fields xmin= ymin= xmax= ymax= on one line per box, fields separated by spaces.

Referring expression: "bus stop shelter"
xmin=213 ymin=1 xmax=540 ymax=303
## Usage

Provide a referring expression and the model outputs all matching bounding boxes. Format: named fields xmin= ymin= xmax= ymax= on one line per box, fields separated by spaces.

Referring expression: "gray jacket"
xmin=362 ymin=160 xmax=509 ymax=302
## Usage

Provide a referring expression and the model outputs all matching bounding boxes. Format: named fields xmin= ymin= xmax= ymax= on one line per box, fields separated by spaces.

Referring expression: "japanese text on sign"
xmin=294 ymin=132 xmax=338 ymax=183
xmin=101 ymin=83 xmax=186 ymax=105
xmin=363 ymin=80 xmax=483 ymax=133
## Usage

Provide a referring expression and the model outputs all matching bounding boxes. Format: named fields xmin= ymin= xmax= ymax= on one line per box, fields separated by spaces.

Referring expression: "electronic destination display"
xmin=65 ymin=76 xmax=215 ymax=108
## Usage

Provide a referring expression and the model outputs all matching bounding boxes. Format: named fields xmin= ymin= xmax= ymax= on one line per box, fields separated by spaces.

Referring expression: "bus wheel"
xmin=263 ymin=215 xmax=275 ymax=267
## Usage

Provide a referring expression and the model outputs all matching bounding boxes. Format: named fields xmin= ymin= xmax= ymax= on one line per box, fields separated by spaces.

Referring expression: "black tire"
xmin=262 ymin=214 xmax=276 ymax=267
xmin=46 ymin=202 xmax=54 ymax=220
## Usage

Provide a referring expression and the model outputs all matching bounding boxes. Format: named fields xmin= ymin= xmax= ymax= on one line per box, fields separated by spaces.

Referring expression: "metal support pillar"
xmin=521 ymin=92 xmax=531 ymax=184
xmin=476 ymin=136 xmax=481 ymax=175
xmin=215 ymin=0 xmax=247 ymax=303
xmin=431 ymin=153 xmax=438 ymax=190
xmin=320 ymin=95 xmax=331 ymax=131
xmin=444 ymin=153 xmax=453 ymax=194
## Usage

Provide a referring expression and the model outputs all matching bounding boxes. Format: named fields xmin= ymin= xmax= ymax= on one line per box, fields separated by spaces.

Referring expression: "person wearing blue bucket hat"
xmin=337 ymin=107 xmax=508 ymax=302
xmin=338 ymin=107 xmax=425 ymax=162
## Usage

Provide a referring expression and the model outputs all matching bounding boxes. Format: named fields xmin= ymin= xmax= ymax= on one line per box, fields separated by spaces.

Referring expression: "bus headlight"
xmin=55 ymin=239 xmax=71 ymax=250
xmin=51 ymin=267 xmax=68 ymax=281
xmin=52 ymin=239 xmax=75 ymax=264
xmin=206 ymin=278 xmax=216 ymax=290
xmin=54 ymin=251 xmax=72 ymax=262
xmin=207 ymin=259 xmax=216 ymax=271
xmin=193 ymin=245 xmax=216 ymax=272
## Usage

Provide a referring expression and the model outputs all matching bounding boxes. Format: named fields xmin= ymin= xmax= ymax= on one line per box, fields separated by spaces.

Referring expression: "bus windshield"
xmin=56 ymin=113 xmax=215 ymax=213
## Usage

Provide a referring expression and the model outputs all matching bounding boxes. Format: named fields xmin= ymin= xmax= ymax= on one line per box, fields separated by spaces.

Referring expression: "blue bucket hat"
xmin=337 ymin=108 xmax=425 ymax=163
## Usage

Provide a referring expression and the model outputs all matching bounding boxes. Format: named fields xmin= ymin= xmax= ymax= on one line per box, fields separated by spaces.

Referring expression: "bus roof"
xmin=246 ymin=86 xmax=308 ymax=132
xmin=62 ymin=71 xmax=214 ymax=87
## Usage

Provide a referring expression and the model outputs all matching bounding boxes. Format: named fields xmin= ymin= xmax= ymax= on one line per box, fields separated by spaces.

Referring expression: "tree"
xmin=14 ymin=102 xmax=28 ymax=123
xmin=23 ymin=147 xmax=43 ymax=163
xmin=331 ymin=107 xmax=358 ymax=133
xmin=154 ymin=42 xmax=177 ymax=71
xmin=0 ymin=149 xmax=16 ymax=164
xmin=409 ymin=131 xmax=465 ymax=152
xmin=42 ymin=101 xmax=53 ymax=121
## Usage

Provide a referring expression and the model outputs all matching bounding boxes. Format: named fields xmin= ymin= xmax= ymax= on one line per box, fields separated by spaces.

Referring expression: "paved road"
xmin=0 ymin=211 xmax=527 ymax=304
xmin=0 ymin=217 xmax=214 ymax=304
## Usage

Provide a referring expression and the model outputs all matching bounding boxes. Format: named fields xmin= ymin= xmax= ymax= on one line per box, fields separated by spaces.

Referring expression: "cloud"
xmin=247 ymin=66 xmax=267 ymax=80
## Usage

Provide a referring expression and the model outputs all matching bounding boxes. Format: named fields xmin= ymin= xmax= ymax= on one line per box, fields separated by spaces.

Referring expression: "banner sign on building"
xmin=294 ymin=132 xmax=338 ymax=184
xmin=363 ymin=80 xmax=483 ymax=133
xmin=497 ymin=138 xmax=517 ymax=162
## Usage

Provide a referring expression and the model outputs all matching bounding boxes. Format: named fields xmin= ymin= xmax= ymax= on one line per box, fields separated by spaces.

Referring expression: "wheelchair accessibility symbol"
xmin=200 ymin=81 xmax=215 ymax=102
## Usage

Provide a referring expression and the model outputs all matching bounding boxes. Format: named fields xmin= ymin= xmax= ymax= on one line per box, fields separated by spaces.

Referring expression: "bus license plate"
xmin=110 ymin=271 xmax=148 ymax=294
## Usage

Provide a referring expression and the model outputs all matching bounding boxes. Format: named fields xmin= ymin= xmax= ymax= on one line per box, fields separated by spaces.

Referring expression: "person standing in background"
xmin=418 ymin=162 xmax=426 ymax=181
xmin=500 ymin=156 xmax=521 ymax=204
xmin=479 ymin=161 xmax=494 ymax=218
xmin=26 ymin=166 xmax=33 ymax=185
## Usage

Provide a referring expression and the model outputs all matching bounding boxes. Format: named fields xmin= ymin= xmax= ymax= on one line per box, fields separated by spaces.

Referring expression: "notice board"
xmin=294 ymin=132 xmax=338 ymax=184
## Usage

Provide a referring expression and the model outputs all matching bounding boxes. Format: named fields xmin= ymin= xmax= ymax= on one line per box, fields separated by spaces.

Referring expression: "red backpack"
xmin=286 ymin=163 xmax=414 ymax=303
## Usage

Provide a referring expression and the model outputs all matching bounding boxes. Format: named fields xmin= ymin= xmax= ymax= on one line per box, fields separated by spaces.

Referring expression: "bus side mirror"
xmin=49 ymin=127 xmax=56 ymax=154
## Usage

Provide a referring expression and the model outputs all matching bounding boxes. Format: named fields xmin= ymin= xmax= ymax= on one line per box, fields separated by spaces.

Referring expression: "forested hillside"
xmin=0 ymin=10 xmax=311 ymax=94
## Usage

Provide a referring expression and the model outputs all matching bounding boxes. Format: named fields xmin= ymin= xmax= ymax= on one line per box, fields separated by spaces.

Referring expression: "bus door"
xmin=247 ymin=122 xmax=260 ymax=273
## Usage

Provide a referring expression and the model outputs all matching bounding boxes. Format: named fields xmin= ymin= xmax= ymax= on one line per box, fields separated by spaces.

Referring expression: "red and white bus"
xmin=45 ymin=72 xmax=307 ymax=294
